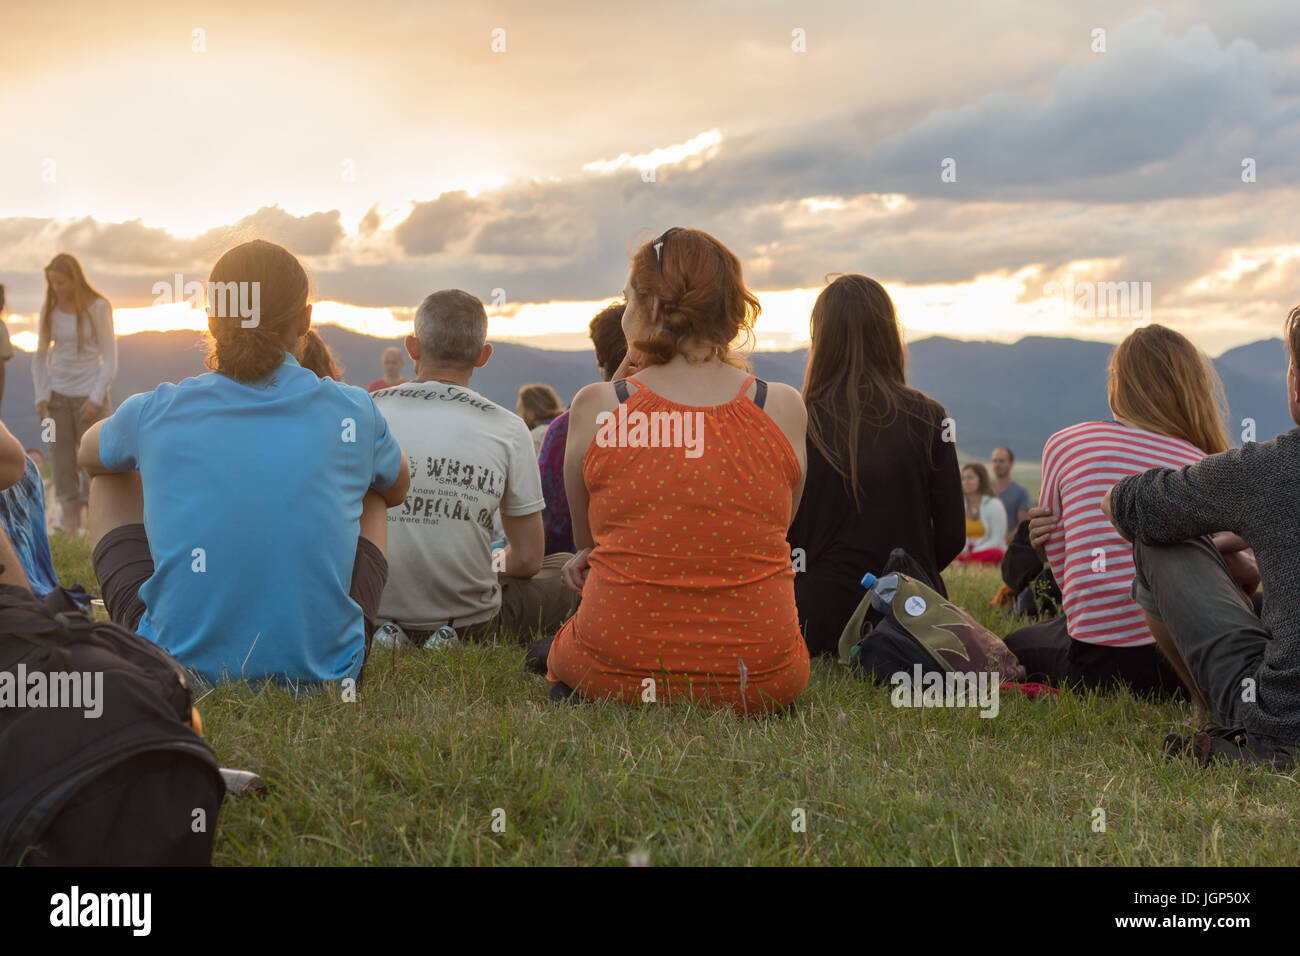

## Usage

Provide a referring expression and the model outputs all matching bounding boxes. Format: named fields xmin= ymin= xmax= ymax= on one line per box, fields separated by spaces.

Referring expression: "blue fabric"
xmin=98 ymin=355 xmax=401 ymax=685
xmin=0 ymin=457 xmax=59 ymax=597
xmin=998 ymin=481 xmax=1031 ymax=529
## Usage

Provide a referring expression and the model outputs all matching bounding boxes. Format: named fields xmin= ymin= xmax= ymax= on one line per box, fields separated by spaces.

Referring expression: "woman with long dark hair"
xmin=33 ymin=254 xmax=118 ymax=534
xmin=788 ymin=275 xmax=965 ymax=656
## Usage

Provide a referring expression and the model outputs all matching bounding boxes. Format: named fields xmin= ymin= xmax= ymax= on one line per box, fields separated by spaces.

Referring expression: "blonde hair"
xmin=1107 ymin=324 xmax=1229 ymax=455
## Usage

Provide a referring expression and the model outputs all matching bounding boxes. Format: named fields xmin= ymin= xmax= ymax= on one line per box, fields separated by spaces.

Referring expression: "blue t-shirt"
xmin=997 ymin=481 xmax=1031 ymax=531
xmin=98 ymin=355 xmax=402 ymax=685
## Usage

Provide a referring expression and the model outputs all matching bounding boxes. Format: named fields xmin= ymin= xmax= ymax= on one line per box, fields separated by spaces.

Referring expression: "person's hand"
xmin=1222 ymin=548 xmax=1261 ymax=598
xmin=78 ymin=399 xmax=102 ymax=429
xmin=611 ymin=349 xmax=641 ymax=381
xmin=1027 ymin=506 xmax=1058 ymax=551
xmin=1211 ymin=531 xmax=1249 ymax=555
xmin=36 ymin=401 xmax=48 ymax=422
xmin=562 ymin=547 xmax=593 ymax=594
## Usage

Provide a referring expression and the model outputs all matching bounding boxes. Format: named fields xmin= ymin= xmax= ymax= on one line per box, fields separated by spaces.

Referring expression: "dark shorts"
xmin=92 ymin=523 xmax=389 ymax=659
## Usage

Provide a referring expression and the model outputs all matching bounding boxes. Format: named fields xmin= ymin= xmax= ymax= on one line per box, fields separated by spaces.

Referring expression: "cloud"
xmin=393 ymin=191 xmax=486 ymax=254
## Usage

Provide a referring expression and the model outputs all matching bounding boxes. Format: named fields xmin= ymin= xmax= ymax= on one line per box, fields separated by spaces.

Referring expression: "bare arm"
xmin=760 ymin=382 xmax=807 ymax=528
xmin=499 ymin=510 xmax=544 ymax=578
xmin=0 ymin=421 xmax=26 ymax=490
xmin=563 ymin=381 xmax=619 ymax=552
xmin=375 ymin=454 xmax=410 ymax=508
xmin=77 ymin=419 xmax=117 ymax=477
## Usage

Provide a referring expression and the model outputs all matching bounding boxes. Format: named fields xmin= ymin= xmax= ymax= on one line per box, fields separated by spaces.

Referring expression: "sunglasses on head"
xmin=652 ymin=227 xmax=684 ymax=273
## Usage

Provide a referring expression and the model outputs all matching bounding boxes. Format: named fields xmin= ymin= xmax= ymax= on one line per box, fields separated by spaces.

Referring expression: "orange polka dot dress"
xmin=547 ymin=375 xmax=810 ymax=714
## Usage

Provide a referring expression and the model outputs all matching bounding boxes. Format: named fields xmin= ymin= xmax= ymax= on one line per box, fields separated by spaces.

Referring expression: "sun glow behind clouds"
xmin=582 ymin=130 xmax=723 ymax=174
xmin=2 ymin=263 xmax=1266 ymax=356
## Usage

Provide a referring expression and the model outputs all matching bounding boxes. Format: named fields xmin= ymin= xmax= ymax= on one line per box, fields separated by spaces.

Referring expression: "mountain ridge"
xmin=2 ymin=328 xmax=1290 ymax=462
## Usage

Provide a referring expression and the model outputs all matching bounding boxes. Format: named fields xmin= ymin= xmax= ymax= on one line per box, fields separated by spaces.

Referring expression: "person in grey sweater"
xmin=1101 ymin=308 xmax=1300 ymax=765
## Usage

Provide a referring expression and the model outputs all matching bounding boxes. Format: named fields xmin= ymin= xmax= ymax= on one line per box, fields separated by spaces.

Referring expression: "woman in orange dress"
xmin=547 ymin=227 xmax=810 ymax=714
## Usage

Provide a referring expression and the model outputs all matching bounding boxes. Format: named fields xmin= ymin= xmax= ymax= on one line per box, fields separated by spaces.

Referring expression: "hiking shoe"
xmin=549 ymin=681 xmax=581 ymax=704
xmin=1161 ymin=732 xmax=1191 ymax=761
xmin=1189 ymin=726 xmax=1296 ymax=769
xmin=524 ymin=636 xmax=554 ymax=675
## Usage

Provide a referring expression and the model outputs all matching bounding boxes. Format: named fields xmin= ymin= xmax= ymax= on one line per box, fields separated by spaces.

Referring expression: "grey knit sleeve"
xmin=1109 ymin=447 xmax=1247 ymax=543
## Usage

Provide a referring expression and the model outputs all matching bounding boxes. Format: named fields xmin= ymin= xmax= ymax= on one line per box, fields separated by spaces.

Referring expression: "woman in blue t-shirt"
xmin=77 ymin=240 xmax=410 ymax=685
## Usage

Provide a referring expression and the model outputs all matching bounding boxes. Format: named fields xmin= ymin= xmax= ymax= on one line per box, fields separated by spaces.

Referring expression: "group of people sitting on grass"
xmin=5 ymin=227 xmax=1298 ymax=763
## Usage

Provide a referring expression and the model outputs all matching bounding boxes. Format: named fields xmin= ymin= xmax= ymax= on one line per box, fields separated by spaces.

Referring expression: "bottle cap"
xmin=861 ymin=572 xmax=877 ymax=590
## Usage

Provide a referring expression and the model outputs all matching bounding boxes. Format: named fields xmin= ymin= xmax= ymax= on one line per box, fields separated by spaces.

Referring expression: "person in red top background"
xmin=366 ymin=346 xmax=408 ymax=393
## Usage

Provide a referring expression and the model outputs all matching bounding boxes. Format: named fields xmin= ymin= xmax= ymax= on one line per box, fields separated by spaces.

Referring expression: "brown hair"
xmin=802 ymin=274 xmax=936 ymax=508
xmin=961 ymin=462 xmax=994 ymax=498
xmin=589 ymin=301 xmax=628 ymax=381
xmin=516 ymin=383 xmax=565 ymax=429
xmin=1285 ymin=304 xmax=1300 ymax=369
xmin=41 ymin=253 xmax=108 ymax=356
xmin=1107 ymin=324 xmax=1229 ymax=455
xmin=203 ymin=240 xmax=309 ymax=382
xmin=626 ymin=227 xmax=757 ymax=368
xmin=299 ymin=329 xmax=344 ymax=380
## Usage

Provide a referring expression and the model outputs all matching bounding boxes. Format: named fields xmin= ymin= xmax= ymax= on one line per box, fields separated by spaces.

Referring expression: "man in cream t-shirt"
xmin=373 ymin=290 xmax=575 ymax=644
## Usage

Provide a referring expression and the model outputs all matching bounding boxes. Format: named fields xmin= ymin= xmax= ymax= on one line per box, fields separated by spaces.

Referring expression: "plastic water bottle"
xmin=422 ymin=625 xmax=459 ymax=652
xmin=372 ymin=621 xmax=409 ymax=649
xmin=859 ymin=572 xmax=901 ymax=614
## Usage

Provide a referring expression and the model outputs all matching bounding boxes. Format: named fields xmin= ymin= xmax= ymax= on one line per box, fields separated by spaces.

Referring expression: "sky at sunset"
xmin=4 ymin=0 xmax=1300 ymax=356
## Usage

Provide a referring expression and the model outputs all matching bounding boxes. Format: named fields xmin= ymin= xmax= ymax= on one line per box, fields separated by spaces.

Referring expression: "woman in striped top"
xmin=1006 ymin=325 xmax=1244 ymax=697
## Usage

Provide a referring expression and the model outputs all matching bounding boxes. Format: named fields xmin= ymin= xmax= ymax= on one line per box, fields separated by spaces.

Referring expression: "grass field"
xmin=47 ymin=531 xmax=1298 ymax=867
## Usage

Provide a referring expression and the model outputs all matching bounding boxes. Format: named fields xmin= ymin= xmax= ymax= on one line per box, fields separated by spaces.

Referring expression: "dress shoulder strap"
xmin=734 ymin=375 xmax=769 ymax=409
xmin=613 ymin=378 xmax=643 ymax=404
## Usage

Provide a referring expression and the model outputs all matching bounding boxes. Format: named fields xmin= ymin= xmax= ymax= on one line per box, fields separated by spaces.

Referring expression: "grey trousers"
xmin=1129 ymin=536 xmax=1269 ymax=726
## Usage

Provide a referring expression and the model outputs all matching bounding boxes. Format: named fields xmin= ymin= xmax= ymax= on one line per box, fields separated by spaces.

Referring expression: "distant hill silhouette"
xmin=0 ymin=328 xmax=1290 ymax=460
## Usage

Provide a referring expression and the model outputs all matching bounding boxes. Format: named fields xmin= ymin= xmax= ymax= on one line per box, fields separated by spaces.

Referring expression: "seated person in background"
xmin=1100 ymin=306 xmax=1300 ymax=762
xmin=548 ymin=226 xmax=810 ymax=714
xmin=537 ymin=301 xmax=628 ymax=555
xmin=373 ymin=290 xmax=576 ymax=645
xmin=78 ymin=239 xmax=410 ymax=685
xmin=1012 ymin=324 xmax=1237 ymax=697
xmin=517 ymin=383 xmax=566 ymax=455
xmin=955 ymin=462 xmax=1006 ymax=564
xmin=788 ymin=274 xmax=964 ymax=656
xmin=366 ymin=346 xmax=408 ymax=393
xmin=991 ymin=446 xmax=1029 ymax=545
xmin=0 ymin=420 xmax=59 ymax=597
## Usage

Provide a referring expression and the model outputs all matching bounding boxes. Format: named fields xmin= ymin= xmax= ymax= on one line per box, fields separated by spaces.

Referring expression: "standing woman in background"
xmin=33 ymin=254 xmax=117 ymax=534
xmin=0 ymin=284 xmax=14 ymax=415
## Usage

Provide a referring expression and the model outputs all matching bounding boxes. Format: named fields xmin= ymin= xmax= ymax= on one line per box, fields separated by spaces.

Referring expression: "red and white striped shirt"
xmin=1039 ymin=421 xmax=1205 ymax=646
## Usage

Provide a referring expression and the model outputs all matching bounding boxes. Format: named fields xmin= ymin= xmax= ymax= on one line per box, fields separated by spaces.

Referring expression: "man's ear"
xmin=405 ymin=334 xmax=420 ymax=364
xmin=474 ymin=342 xmax=493 ymax=369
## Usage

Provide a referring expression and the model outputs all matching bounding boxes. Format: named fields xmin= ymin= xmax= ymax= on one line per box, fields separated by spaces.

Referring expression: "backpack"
xmin=0 ymin=583 xmax=225 ymax=866
xmin=837 ymin=564 xmax=1026 ymax=684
